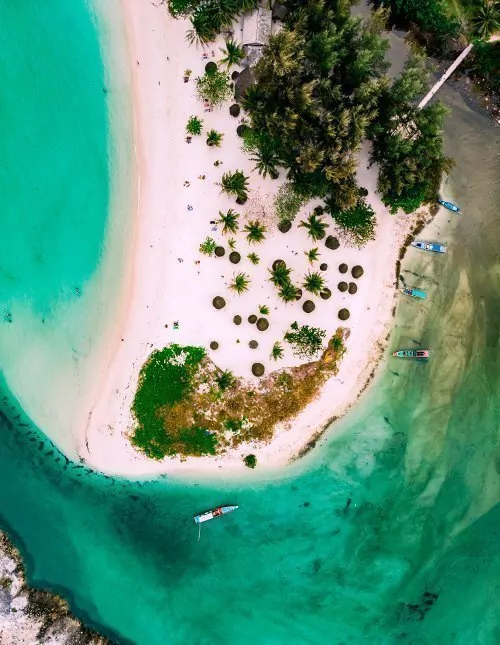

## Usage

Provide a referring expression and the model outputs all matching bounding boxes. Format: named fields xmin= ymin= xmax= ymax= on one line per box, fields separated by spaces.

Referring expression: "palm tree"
xmin=303 ymin=271 xmax=325 ymax=295
xmin=221 ymin=170 xmax=250 ymax=203
xmin=219 ymin=39 xmax=244 ymax=69
xmin=259 ymin=304 xmax=270 ymax=315
xmin=471 ymin=1 xmax=500 ymax=39
xmin=229 ymin=272 xmax=250 ymax=294
xmin=269 ymin=264 xmax=291 ymax=288
xmin=305 ymin=248 xmax=320 ymax=264
xmin=270 ymin=341 xmax=284 ymax=361
xmin=250 ymin=146 xmax=281 ymax=179
xmin=247 ymin=252 xmax=260 ymax=265
xmin=217 ymin=209 xmax=239 ymax=235
xmin=278 ymin=282 xmax=297 ymax=303
xmin=217 ymin=369 xmax=236 ymax=391
xmin=186 ymin=115 xmax=203 ymax=136
xmin=228 ymin=237 xmax=237 ymax=250
xmin=299 ymin=214 xmax=328 ymax=241
xmin=244 ymin=220 xmax=267 ymax=244
xmin=206 ymin=129 xmax=224 ymax=147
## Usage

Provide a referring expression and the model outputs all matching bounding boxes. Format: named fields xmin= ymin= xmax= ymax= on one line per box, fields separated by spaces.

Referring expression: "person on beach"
xmin=184 ymin=180 xmax=190 ymax=187
xmin=186 ymin=136 xmax=192 ymax=144
xmin=214 ymin=160 xmax=223 ymax=166
xmin=198 ymin=175 xmax=205 ymax=180
xmin=187 ymin=205 xmax=193 ymax=211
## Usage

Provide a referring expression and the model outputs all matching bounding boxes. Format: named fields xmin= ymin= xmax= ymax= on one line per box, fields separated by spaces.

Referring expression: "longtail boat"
xmin=411 ymin=241 xmax=447 ymax=254
xmin=194 ymin=505 xmax=238 ymax=540
xmin=438 ymin=199 xmax=461 ymax=213
xmin=400 ymin=287 xmax=426 ymax=299
xmin=392 ymin=349 xmax=430 ymax=359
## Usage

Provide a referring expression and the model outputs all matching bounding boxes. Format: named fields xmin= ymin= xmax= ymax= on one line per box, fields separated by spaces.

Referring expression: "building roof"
xmin=234 ymin=67 xmax=257 ymax=101
xmin=242 ymin=4 xmax=272 ymax=47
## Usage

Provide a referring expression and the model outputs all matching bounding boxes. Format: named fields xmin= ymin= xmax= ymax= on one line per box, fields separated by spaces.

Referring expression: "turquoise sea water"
xmin=1 ymin=1 xmax=500 ymax=644
xmin=0 ymin=0 xmax=132 ymax=454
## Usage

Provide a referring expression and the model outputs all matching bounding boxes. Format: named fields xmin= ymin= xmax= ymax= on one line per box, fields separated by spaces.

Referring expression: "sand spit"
xmin=80 ymin=0 xmax=421 ymax=477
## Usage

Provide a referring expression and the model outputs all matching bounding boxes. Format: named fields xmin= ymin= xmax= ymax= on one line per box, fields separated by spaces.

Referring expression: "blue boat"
xmin=393 ymin=349 xmax=430 ymax=359
xmin=411 ymin=241 xmax=447 ymax=254
xmin=400 ymin=287 xmax=426 ymax=299
xmin=438 ymin=199 xmax=461 ymax=213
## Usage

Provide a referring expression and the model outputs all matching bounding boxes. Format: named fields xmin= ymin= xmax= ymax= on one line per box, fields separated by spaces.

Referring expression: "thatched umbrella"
xmin=348 ymin=282 xmax=358 ymax=294
xmin=205 ymin=61 xmax=217 ymax=74
xmin=229 ymin=251 xmax=241 ymax=264
xmin=338 ymin=281 xmax=348 ymax=292
xmin=272 ymin=259 xmax=286 ymax=270
xmin=248 ymin=314 xmax=257 ymax=324
xmin=320 ymin=263 xmax=328 ymax=271
xmin=352 ymin=265 xmax=364 ymax=279
xmin=325 ymin=236 xmax=340 ymax=250
xmin=278 ymin=220 xmax=292 ymax=234
xmin=303 ymin=300 xmax=315 ymax=313
xmin=256 ymin=318 xmax=269 ymax=331
xmin=233 ymin=315 xmax=242 ymax=325
xmin=210 ymin=341 xmax=219 ymax=350
xmin=294 ymin=288 xmax=303 ymax=301
xmin=320 ymin=288 xmax=332 ymax=300
xmin=314 ymin=205 xmax=324 ymax=216
xmin=213 ymin=296 xmax=226 ymax=309
xmin=252 ymin=363 xmax=265 ymax=377
xmin=338 ymin=308 xmax=350 ymax=320
xmin=215 ymin=246 xmax=225 ymax=257
xmin=249 ymin=340 xmax=258 ymax=349
xmin=339 ymin=263 xmax=348 ymax=274
xmin=229 ymin=103 xmax=240 ymax=117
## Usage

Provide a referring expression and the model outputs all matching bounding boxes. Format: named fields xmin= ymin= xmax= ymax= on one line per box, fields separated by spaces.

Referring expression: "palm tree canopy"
xmin=471 ymin=1 xmax=500 ymax=38
xmin=220 ymin=39 xmax=244 ymax=68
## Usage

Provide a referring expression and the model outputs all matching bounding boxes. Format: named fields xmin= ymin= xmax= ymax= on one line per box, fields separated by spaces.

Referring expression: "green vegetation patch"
xmin=131 ymin=345 xmax=211 ymax=459
xmin=130 ymin=332 xmax=347 ymax=461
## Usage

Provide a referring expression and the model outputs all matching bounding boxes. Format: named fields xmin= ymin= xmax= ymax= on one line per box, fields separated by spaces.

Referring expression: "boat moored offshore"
xmin=438 ymin=198 xmax=461 ymax=213
xmin=411 ymin=241 xmax=447 ymax=254
xmin=400 ymin=287 xmax=426 ymax=299
xmin=392 ymin=349 xmax=430 ymax=359
xmin=194 ymin=505 xmax=238 ymax=524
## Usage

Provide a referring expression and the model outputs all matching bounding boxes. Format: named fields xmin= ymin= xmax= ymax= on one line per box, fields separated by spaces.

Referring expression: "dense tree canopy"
xmin=369 ymin=54 xmax=453 ymax=213
xmin=242 ymin=1 xmax=390 ymax=209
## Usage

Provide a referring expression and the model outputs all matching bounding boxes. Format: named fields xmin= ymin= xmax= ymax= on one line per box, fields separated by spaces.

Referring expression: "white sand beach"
xmin=79 ymin=0 xmax=421 ymax=477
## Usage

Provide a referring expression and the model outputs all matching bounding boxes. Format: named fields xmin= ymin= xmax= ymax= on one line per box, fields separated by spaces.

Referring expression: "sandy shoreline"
xmin=79 ymin=0 xmax=422 ymax=478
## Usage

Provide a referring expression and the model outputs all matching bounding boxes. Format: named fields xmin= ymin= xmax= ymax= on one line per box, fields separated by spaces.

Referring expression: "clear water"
xmin=1 ymin=2 xmax=500 ymax=644
xmin=0 ymin=0 xmax=132 ymax=454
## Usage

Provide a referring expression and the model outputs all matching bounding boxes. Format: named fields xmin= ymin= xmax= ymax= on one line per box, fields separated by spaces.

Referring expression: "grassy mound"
xmin=131 ymin=345 xmax=216 ymax=459
xmin=130 ymin=332 xmax=347 ymax=460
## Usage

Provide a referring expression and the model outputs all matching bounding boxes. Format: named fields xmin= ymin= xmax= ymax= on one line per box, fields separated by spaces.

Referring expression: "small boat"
xmin=411 ymin=241 xmax=447 ymax=254
xmin=392 ymin=349 xmax=430 ymax=359
xmin=438 ymin=199 xmax=461 ymax=213
xmin=194 ymin=505 xmax=238 ymax=540
xmin=194 ymin=505 xmax=238 ymax=524
xmin=400 ymin=287 xmax=426 ymax=299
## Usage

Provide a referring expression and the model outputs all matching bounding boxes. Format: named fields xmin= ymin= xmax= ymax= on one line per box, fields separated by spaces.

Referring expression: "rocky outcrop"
xmin=0 ymin=531 xmax=110 ymax=645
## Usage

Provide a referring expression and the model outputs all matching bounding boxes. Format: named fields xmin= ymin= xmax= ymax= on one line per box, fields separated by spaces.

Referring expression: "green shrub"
xmin=274 ymin=183 xmax=306 ymax=223
xmin=284 ymin=322 xmax=326 ymax=359
xmin=196 ymin=69 xmax=232 ymax=105
xmin=327 ymin=198 xmax=376 ymax=247
xmin=186 ymin=115 xmax=203 ymax=135
xmin=244 ymin=454 xmax=257 ymax=468
xmin=131 ymin=345 xmax=206 ymax=458
xmin=199 ymin=237 xmax=217 ymax=256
